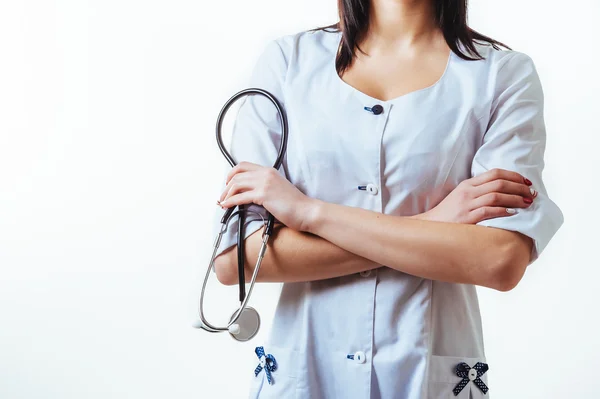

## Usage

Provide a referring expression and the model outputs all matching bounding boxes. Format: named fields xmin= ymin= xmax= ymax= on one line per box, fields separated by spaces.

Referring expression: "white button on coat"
xmin=354 ymin=351 xmax=366 ymax=364
xmin=366 ymin=183 xmax=379 ymax=195
xmin=212 ymin=29 xmax=563 ymax=399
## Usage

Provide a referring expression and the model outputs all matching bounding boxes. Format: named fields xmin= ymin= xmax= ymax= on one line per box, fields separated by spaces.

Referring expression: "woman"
xmin=211 ymin=0 xmax=563 ymax=398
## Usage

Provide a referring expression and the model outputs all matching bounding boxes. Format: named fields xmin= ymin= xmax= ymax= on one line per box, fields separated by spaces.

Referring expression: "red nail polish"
xmin=524 ymin=178 xmax=532 ymax=186
xmin=523 ymin=197 xmax=533 ymax=204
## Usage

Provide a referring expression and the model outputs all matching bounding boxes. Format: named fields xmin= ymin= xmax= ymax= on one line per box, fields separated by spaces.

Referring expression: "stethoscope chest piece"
xmin=228 ymin=306 xmax=261 ymax=342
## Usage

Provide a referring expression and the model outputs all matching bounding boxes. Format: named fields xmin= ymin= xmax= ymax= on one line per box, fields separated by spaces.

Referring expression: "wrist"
xmin=301 ymin=198 xmax=326 ymax=234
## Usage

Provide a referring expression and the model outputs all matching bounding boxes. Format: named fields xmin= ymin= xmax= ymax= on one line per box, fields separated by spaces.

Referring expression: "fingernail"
xmin=506 ymin=208 xmax=517 ymax=214
xmin=524 ymin=177 xmax=532 ymax=186
xmin=216 ymin=200 xmax=221 ymax=206
xmin=523 ymin=197 xmax=533 ymax=204
xmin=530 ymin=188 xmax=537 ymax=197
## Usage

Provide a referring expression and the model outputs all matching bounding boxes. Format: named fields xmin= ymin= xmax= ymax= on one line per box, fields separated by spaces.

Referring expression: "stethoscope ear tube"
xmin=195 ymin=88 xmax=288 ymax=341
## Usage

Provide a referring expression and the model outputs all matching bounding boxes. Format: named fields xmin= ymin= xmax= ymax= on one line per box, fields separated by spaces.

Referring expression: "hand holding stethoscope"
xmin=218 ymin=161 xmax=316 ymax=232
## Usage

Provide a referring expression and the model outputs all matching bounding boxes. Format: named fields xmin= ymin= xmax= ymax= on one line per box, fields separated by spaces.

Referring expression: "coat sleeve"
xmin=210 ymin=37 xmax=289 ymax=264
xmin=471 ymin=51 xmax=564 ymax=263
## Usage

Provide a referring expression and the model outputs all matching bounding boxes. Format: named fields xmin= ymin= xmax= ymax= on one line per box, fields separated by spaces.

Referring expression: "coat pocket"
xmin=426 ymin=355 xmax=491 ymax=399
xmin=247 ymin=344 xmax=299 ymax=399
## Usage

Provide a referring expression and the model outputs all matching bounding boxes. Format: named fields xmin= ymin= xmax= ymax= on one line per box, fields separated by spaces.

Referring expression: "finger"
xmin=220 ymin=183 xmax=252 ymax=204
xmin=471 ymin=192 xmax=533 ymax=211
xmin=472 ymin=179 xmax=537 ymax=200
xmin=469 ymin=168 xmax=532 ymax=187
xmin=219 ymin=172 xmax=255 ymax=203
xmin=221 ymin=180 xmax=257 ymax=204
xmin=469 ymin=206 xmax=519 ymax=224
xmin=220 ymin=190 xmax=256 ymax=209
xmin=225 ymin=161 xmax=261 ymax=185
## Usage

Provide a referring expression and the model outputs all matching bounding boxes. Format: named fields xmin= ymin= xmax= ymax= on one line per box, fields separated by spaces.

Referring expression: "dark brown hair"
xmin=310 ymin=0 xmax=511 ymax=75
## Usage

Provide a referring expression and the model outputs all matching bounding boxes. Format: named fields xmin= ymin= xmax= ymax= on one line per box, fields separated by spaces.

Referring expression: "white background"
xmin=0 ymin=0 xmax=598 ymax=398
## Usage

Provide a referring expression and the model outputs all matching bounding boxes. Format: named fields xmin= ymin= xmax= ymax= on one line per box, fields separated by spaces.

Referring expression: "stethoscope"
xmin=192 ymin=87 xmax=288 ymax=341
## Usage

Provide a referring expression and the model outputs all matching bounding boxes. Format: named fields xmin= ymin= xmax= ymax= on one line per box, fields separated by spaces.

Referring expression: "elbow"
xmin=490 ymin=261 xmax=525 ymax=292
xmin=214 ymin=253 xmax=238 ymax=286
xmin=487 ymin=236 xmax=532 ymax=292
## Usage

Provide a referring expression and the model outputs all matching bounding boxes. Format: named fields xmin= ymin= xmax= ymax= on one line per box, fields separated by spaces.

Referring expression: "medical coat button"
xmin=366 ymin=183 xmax=379 ymax=195
xmin=360 ymin=270 xmax=371 ymax=277
xmin=371 ymin=104 xmax=384 ymax=115
xmin=354 ymin=351 xmax=366 ymax=363
xmin=468 ymin=368 xmax=478 ymax=381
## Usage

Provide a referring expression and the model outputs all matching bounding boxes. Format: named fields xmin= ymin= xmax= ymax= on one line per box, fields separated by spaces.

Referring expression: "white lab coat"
xmin=211 ymin=29 xmax=564 ymax=399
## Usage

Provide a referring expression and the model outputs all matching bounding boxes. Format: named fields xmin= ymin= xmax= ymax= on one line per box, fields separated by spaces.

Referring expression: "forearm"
xmin=213 ymin=211 xmax=468 ymax=286
xmin=305 ymin=200 xmax=532 ymax=291
xmin=213 ymin=222 xmax=378 ymax=285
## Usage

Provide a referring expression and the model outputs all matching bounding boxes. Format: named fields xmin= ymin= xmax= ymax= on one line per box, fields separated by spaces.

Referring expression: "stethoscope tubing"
xmin=215 ymin=88 xmax=288 ymax=300
xmin=197 ymin=87 xmax=288 ymax=338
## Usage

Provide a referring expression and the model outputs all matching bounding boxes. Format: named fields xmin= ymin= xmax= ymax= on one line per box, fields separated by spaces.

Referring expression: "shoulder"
xmin=247 ymin=28 xmax=339 ymax=99
xmin=486 ymin=47 xmax=543 ymax=106
xmin=249 ymin=28 xmax=340 ymax=89
xmin=273 ymin=27 xmax=340 ymax=55
xmin=453 ymin=42 xmax=543 ymax=104
xmin=485 ymin=46 xmax=539 ymax=84
xmin=455 ymin=41 xmax=538 ymax=78
xmin=475 ymin=42 xmax=541 ymax=85
xmin=265 ymin=28 xmax=341 ymax=69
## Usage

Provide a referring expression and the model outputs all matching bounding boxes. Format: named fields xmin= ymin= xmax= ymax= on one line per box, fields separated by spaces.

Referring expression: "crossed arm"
xmin=213 ymin=168 xmax=534 ymax=292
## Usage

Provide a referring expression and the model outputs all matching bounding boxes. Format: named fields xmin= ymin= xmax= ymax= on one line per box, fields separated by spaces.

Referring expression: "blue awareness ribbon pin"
xmin=254 ymin=346 xmax=278 ymax=385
